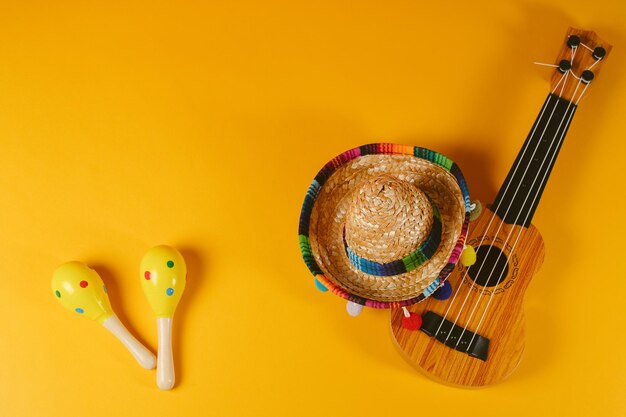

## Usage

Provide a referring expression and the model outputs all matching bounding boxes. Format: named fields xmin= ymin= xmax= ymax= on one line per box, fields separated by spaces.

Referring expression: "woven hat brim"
xmin=299 ymin=144 xmax=471 ymax=308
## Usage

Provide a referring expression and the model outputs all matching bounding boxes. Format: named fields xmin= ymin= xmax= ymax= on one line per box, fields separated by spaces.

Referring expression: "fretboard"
xmin=492 ymin=93 xmax=577 ymax=226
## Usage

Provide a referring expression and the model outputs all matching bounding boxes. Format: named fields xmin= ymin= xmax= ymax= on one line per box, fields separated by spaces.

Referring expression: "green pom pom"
xmin=469 ymin=200 xmax=482 ymax=221
xmin=460 ymin=245 xmax=477 ymax=267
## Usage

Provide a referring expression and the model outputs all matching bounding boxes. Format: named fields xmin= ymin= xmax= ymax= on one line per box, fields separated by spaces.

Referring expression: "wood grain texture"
xmin=390 ymin=206 xmax=545 ymax=387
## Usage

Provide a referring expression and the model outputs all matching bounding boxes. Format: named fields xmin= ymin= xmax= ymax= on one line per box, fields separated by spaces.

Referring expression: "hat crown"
xmin=344 ymin=175 xmax=434 ymax=263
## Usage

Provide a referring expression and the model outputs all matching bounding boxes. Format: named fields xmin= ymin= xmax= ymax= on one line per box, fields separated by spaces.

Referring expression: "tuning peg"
xmin=593 ymin=46 xmax=606 ymax=60
xmin=558 ymin=59 xmax=572 ymax=73
xmin=582 ymin=70 xmax=595 ymax=84
xmin=567 ymin=35 xmax=580 ymax=48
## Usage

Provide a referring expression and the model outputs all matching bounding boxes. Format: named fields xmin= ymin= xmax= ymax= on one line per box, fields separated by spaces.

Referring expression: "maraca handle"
xmin=156 ymin=317 xmax=175 ymax=390
xmin=102 ymin=315 xmax=157 ymax=370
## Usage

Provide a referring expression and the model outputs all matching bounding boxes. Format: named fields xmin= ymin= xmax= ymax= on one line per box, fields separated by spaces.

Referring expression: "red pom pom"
xmin=402 ymin=313 xmax=422 ymax=330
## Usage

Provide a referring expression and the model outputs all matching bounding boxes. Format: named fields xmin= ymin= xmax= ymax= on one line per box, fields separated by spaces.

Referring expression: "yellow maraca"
xmin=140 ymin=245 xmax=186 ymax=390
xmin=51 ymin=261 xmax=157 ymax=369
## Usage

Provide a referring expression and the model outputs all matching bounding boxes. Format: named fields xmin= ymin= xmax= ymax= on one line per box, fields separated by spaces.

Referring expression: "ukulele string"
xmin=452 ymin=46 xmax=596 ymax=348
xmin=587 ymin=58 xmax=601 ymax=71
xmin=439 ymin=71 xmax=567 ymax=342
xmin=431 ymin=70 xmax=568 ymax=342
xmin=561 ymin=71 xmax=569 ymax=96
xmin=462 ymin=79 xmax=584 ymax=350
xmin=433 ymin=72 xmax=568 ymax=341
xmin=580 ymin=42 xmax=594 ymax=52
xmin=533 ymin=62 xmax=559 ymax=67
xmin=444 ymin=72 xmax=567 ymax=348
xmin=465 ymin=49 xmax=599 ymax=346
xmin=569 ymin=56 xmax=602 ymax=82
xmin=467 ymin=60 xmax=595 ymax=344
xmin=575 ymin=82 xmax=590 ymax=105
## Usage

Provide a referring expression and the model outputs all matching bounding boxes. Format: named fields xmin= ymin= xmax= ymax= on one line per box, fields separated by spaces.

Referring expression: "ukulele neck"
xmin=492 ymin=93 xmax=577 ymax=226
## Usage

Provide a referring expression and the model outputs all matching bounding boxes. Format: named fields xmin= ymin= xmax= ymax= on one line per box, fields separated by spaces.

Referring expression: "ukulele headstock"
xmin=548 ymin=28 xmax=612 ymax=103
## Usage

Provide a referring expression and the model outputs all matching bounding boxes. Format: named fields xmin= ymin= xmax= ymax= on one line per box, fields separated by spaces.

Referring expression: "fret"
xmin=492 ymin=93 xmax=577 ymax=226
xmin=489 ymin=28 xmax=611 ymax=227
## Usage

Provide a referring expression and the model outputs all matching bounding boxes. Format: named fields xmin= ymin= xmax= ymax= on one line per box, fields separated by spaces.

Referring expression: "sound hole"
xmin=467 ymin=245 xmax=509 ymax=287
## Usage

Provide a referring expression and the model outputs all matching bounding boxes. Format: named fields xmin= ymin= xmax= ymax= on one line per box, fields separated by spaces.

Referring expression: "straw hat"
xmin=298 ymin=144 xmax=471 ymax=308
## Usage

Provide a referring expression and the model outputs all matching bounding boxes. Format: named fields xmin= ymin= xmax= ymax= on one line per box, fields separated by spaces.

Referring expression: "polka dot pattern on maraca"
xmin=51 ymin=261 xmax=114 ymax=324
xmin=140 ymin=245 xmax=186 ymax=318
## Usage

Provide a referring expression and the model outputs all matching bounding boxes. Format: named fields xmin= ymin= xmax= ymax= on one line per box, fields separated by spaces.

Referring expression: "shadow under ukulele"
xmin=390 ymin=27 xmax=612 ymax=387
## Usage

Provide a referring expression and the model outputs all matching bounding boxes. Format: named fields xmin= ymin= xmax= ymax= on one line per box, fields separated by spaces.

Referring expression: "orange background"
xmin=1 ymin=1 xmax=625 ymax=416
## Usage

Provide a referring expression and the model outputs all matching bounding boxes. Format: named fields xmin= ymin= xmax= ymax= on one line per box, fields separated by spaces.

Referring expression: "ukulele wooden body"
xmin=390 ymin=206 xmax=544 ymax=387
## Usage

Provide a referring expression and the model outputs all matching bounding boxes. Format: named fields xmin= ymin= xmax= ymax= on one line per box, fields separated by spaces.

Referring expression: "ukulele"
xmin=390 ymin=28 xmax=611 ymax=387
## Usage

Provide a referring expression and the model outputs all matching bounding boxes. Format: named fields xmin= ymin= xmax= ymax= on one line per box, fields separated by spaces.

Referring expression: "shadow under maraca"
xmin=90 ymin=263 xmax=157 ymax=355
xmin=172 ymin=245 xmax=209 ymax=386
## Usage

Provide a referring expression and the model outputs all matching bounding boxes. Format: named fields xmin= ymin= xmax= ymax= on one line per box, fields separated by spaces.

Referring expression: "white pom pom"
xmin=346 ymin=301 xmax=364 ymax=317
